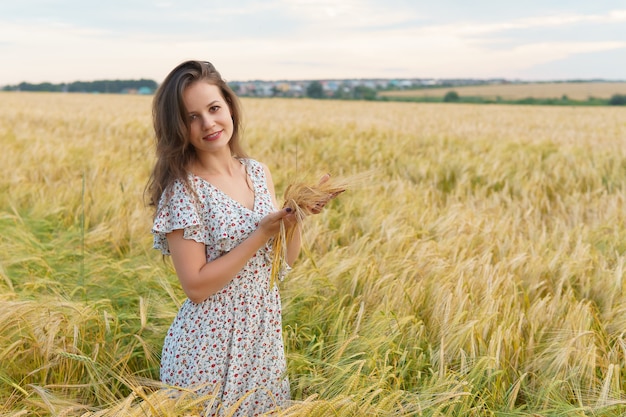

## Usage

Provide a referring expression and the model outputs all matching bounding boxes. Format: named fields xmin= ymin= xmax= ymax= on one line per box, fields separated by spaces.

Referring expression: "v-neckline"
xmin=190 ymin=159 xmax=256 ymax=212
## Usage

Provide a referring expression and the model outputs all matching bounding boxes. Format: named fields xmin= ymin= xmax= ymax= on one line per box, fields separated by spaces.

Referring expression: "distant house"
xmin=276 ymin=83 xmax=290 ymax=93
xmin=122 ymin=86 xmax=153 ymax=95
xmin=289 ymin=84 xmax=304 ymax=97
xmin=257 ymin=83 xmax=273 ymax=96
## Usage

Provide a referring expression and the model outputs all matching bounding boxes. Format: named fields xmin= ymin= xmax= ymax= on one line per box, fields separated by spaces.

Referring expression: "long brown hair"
xmin=146 ymin=60 xmax=247 ymax=211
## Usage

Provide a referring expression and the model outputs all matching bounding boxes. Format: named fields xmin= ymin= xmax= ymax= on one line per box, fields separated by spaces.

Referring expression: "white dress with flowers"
xmin=152 ymin=158 xmax=290 ymax=416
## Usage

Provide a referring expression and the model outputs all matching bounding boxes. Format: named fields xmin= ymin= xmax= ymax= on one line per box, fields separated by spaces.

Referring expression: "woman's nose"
xmin=202 ymin=115 xmax=215 ymax=129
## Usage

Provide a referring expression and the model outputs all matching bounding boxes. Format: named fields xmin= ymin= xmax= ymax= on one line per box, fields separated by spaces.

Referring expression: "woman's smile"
xmin=203 ymin=130 xmax=223 ymax=141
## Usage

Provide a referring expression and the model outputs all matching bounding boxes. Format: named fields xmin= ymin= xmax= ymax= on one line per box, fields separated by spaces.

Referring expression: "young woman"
xmin=147 ymin=60 xmax=332 ymax=415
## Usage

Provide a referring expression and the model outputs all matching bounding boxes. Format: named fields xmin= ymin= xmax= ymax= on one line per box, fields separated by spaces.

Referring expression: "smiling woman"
xmin=145 ymin=60 xmax=336 ymax=416
xmin=147 ymin=60 xmax=294 ymax=415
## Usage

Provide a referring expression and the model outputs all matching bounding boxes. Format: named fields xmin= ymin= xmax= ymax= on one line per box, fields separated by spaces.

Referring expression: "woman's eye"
xmin=189 ymin=114 xmax=198 ymax=121
xmin=209 ymin=106 xmax=220 ymax=113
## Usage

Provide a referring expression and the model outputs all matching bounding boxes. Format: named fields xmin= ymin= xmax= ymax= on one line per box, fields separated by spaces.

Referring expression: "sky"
xmin=1 ymin=0 xmax=625 ymax=86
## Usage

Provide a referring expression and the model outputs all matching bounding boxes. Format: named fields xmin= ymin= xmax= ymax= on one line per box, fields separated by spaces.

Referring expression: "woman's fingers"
xmin=318 ymin=173 xmax=331 ymax=185
xmin=259 ymin=208 xmax=296 ymax=237
xmin=309 ymin=202 xmax=323 ymax=214
xmin=329 ymin=189 xmax=345 ymax=199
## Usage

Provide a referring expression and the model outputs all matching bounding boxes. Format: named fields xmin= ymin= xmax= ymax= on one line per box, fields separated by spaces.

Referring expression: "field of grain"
xmin=379 ymin=82 xmax=626 ymax=101
xmin=1 ymin=92 xmax=626 ymax=416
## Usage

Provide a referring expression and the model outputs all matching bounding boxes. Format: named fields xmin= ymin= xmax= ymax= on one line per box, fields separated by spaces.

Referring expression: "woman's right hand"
xmin=257 ymin=207 xmax=297 ymax=239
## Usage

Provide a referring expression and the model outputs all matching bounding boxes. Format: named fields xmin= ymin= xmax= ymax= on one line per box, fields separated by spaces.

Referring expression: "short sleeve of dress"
xmin=151 ymin=180 xmax=207 ymax=255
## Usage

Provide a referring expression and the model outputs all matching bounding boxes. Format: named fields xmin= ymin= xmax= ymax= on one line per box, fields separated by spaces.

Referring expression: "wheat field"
xmin=379 ymin=82 xmax=626 ymax=101
xmin=1 ymin=91 xmax=626 ymax=416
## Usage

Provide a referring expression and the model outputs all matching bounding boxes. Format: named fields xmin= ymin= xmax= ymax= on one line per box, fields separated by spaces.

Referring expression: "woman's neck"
xmin=191 ymin=151 xmax=240 ymax=177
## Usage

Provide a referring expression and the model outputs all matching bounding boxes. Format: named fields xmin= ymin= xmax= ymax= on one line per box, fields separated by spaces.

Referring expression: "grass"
xmin=378 ymin=81 xmax=626 ymax=101
xmin=1 ymin=92 xmax=626 ymax=415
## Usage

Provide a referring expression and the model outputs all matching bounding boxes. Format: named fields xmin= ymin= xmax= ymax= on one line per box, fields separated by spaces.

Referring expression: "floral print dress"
xmin=152 ymin=158 xmax=290 ymax=416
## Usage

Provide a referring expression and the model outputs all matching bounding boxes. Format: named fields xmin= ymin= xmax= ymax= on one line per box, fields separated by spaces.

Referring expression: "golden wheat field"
xmin=379 ymin=82 xmax=626 ymax=100
xmin=1 ymin=91 xmax=626 ymax=416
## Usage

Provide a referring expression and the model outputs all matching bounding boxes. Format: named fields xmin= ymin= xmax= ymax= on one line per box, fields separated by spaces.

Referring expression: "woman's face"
xmin=183 ymin=81 xmax=234 ymax=155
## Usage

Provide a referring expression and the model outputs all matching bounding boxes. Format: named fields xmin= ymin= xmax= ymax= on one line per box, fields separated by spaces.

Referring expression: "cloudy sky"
xmin=1 ymin=0 xmax=625 ymax=85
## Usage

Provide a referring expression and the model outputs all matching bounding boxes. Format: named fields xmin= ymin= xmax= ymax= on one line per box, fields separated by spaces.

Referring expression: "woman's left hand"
xmin=308 ymin=173 xmax=344 ymax=214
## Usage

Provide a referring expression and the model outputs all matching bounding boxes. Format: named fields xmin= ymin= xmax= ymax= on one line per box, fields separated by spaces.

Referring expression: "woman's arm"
xmin=167 ymin=207 xmax=294 ymax=303
xmin=285 ymin=223 xmax=302 ymax=267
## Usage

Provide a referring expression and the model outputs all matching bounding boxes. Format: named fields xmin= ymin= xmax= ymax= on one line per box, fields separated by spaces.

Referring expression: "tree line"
xmin=2 ymin=79 xmax=157 ymax=94
xmin=439 ymin=91 xmax=626 ymax=106
xmin=304 ymin=81 xmax=378 ymax=100
xmin=5 ymin=78 xmax=625 ymax=106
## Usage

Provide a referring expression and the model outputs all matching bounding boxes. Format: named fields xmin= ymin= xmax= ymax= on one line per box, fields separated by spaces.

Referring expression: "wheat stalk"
xmin=270 ymin=175 xmax=352 ymax=289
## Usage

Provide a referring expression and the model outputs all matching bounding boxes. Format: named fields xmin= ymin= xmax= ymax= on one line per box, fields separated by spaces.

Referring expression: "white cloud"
xmin=277 ymin=0 xmax=422 ymax=30
xmin=608 ymin=9 xmax=626 ymax=19
xmin=415 ymin=9 xmax=626 ymax=36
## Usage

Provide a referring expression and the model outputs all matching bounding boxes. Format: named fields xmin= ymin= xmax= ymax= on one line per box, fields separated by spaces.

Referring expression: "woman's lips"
xmin=203 ymin=130 xmax=222 ymax=141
